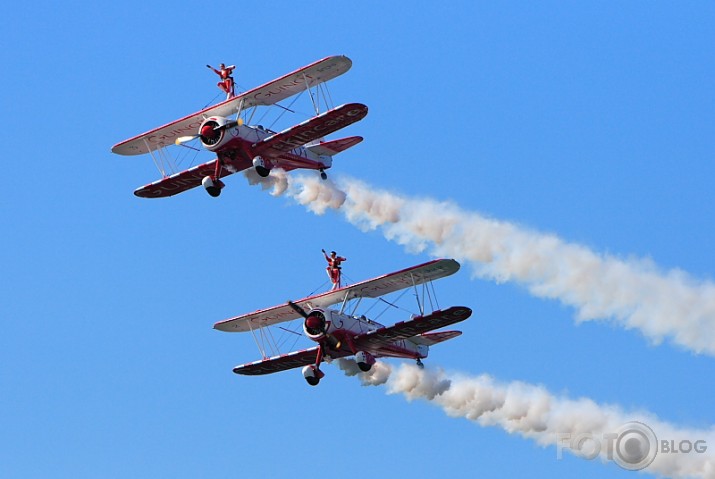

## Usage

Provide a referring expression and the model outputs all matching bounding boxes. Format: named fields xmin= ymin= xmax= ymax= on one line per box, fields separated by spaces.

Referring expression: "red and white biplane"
xmin=214 ymin=259 xmax=472 ymax=386
xmin=112 ymin=55 xmax=367 ymax=198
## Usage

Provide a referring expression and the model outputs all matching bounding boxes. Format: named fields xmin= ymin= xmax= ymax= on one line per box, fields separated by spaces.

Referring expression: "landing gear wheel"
xmin=206 ymin=186 xmax=221 ymax=197
xmin=256 ymin=166 xmax=270 ymax=177
xmin=416 ymin=358 xmax=424 ymax=369
xmin=306 ymin=376 xmax=320 ymax=386
xmin=320 ymin=169 xmax=327 ymax=180
xmin=358 ymin=362 xmax=372 ymax=372
xmin=202 ymin=175 xmax=224 ymax=198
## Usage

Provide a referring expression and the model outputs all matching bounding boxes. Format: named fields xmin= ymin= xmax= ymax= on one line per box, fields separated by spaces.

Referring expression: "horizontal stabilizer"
xmin=409 ymin=330 xmax=462 ymax=346
xmin=307 ymin=136 xmax=363 ymax=156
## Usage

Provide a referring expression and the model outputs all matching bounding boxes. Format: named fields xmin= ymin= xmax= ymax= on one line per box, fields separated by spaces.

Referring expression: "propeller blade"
xmin=287 ymin=300 xmax=308 ymax=318
xmin=175 ymin=119 xmax=242 ymax=145
xmin=217 ymin=118 xmax=243 ymax=131
xmin=175 ymin=135 xmax=199 ymax=145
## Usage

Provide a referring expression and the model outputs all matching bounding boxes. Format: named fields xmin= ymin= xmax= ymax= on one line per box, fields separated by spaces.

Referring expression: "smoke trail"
xmin=248 ymin=171 xmax=715 ymax=356
xmin=337 ymin=359 xmax=715 ymax=478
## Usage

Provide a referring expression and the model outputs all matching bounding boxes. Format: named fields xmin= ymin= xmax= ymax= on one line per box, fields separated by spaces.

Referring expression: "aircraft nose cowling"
xmin=303 ymin=311 xmax=327 ymax=339
xmin=198 ymin=116 xmax=233 ymax=150
xmin=302 ymin=310 xmax=341 ymax=350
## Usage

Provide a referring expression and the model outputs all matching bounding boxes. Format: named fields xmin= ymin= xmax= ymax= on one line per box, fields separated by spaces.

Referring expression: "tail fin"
xmin=307 ymin=136 xmax=363 ymax=156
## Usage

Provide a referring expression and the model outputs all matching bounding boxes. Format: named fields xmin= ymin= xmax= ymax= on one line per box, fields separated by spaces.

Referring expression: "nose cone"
xmin=305 ymin=315 xmax=323 ymax=331
xmin=201 ymin=125 xmax=218 ymax=139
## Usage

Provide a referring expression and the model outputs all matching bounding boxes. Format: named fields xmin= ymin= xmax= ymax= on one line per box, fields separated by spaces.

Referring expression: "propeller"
xmin=174 ymin=118 xmax=244 ymax=146
xmin=287 ymin=300 xmax=309 ymax=318
xmin=288 ymin=301 xmax=341 ymax=350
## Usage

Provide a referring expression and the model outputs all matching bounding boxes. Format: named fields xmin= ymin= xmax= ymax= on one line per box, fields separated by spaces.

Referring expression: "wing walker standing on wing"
xmin=207 ymin=63 xmax=236 ymax=99
xmin=322 ymin=249 xmax=346 ymax=290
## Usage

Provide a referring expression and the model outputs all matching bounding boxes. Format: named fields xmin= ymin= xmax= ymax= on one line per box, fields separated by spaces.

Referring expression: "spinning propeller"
xmin=174 ymin=118 xmax=244 ymax=146
xmin=287 ymin=301 xmax=341 ymax=350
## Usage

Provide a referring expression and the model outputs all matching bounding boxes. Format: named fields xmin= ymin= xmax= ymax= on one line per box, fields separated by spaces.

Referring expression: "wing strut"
xmin=348 ymin=296 xmax=364 ymax=317
xmin=303 ymin=73 xmax=320 ymax=116
xmin=144 ymin=137 xmax=168 ymax=177
xmin=233 ymin=97 xmax=246 ymax=124
xmin=410 ymin=272 xmax=425 ymax=316
xmin=338 ymin=290 xmax=353 ymax=315
xmin=247 ymin=320 xmax=269 ymax=360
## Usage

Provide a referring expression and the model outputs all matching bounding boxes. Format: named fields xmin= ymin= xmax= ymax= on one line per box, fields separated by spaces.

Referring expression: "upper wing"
xmin=214 ymin=258 xmax=461 ymax=332
xmin=253 ymin=103 xmax=367 ymax=157
xmin=112 ymin=56 xmax=353 ymax=156
xmin=352 ymin=306 xmax=471 ymax=353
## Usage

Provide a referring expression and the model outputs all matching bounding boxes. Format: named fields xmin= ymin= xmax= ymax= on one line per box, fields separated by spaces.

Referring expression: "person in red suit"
xmin=323 ymin=249 xmax=347 ymax=290
xmin=207 ymin=63 xmax=236 ymax=99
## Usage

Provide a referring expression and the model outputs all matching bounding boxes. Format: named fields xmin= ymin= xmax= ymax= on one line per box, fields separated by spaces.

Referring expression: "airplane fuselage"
xmin=207 ymin=122 xmax=332 ymax=174
xmin=308 ymin=308 xmax=429 ymax=361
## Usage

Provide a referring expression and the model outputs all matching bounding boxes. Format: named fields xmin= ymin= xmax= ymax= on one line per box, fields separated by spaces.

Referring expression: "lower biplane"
xmin=111 ymin=55 xmax=367 ymax=198
xmin=214 ymin=259 xmax=472 ymax=386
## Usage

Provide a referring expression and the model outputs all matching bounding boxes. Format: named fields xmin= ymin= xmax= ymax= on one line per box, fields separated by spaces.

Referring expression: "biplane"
xmin=111 ymin=55 xmax=367 ymax=198
xmin=214 ymin=259 xmax=472 ymax=386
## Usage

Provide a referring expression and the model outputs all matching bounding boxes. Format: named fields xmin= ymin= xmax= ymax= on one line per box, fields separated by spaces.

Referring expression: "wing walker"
xmin=112 ymin=55 xmax=367 ymax=198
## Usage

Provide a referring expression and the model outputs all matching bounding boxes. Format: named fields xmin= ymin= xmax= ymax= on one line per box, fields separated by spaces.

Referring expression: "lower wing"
xmin=133 ymin=159 xmax=238 ymax=198
xmin=233 ymin=346 xmax=348 ymax=376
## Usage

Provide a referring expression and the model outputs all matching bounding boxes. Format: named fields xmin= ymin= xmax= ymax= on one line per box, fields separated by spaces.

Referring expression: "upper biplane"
xmin=214 ymin=259 xmax=472 ymax=386
xmin=111 ymin=55 xmax=367 ymax=198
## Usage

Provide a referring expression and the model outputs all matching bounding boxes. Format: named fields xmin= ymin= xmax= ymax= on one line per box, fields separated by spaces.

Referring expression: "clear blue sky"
xmin=2 ymin=2 xmax=714 ymax=478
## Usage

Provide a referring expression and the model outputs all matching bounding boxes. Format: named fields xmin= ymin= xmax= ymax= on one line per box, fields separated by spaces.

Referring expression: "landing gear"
xmin=253 ymin=156 xmax=270 ymax=177
xmin=320 ymin=169 xmax=327 ymax=180
xmin=416 ymin=358 xmax=424 ymax=369
xmin=356 ymin=351 xmax=376 ymax=372
xmin=202 ymin=176 xmax=224 ymax=197
xmin=302 ymin=364 xmax=324 ymax=386
xmin=202 ymin=159 xmax=225 ymax=197
xmin=301 ymin=345 xmax=327 ymax=386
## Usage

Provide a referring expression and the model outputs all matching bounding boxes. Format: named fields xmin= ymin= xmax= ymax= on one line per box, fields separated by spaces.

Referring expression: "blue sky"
xmin=2 ymin=2 xmax=714 ymax=478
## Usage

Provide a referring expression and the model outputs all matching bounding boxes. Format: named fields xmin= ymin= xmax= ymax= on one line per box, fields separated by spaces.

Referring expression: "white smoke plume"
xmin=250 ymin=171 xmax=715 ymax=356
xmin=338 ymin=359 xmax=715 ymax=478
